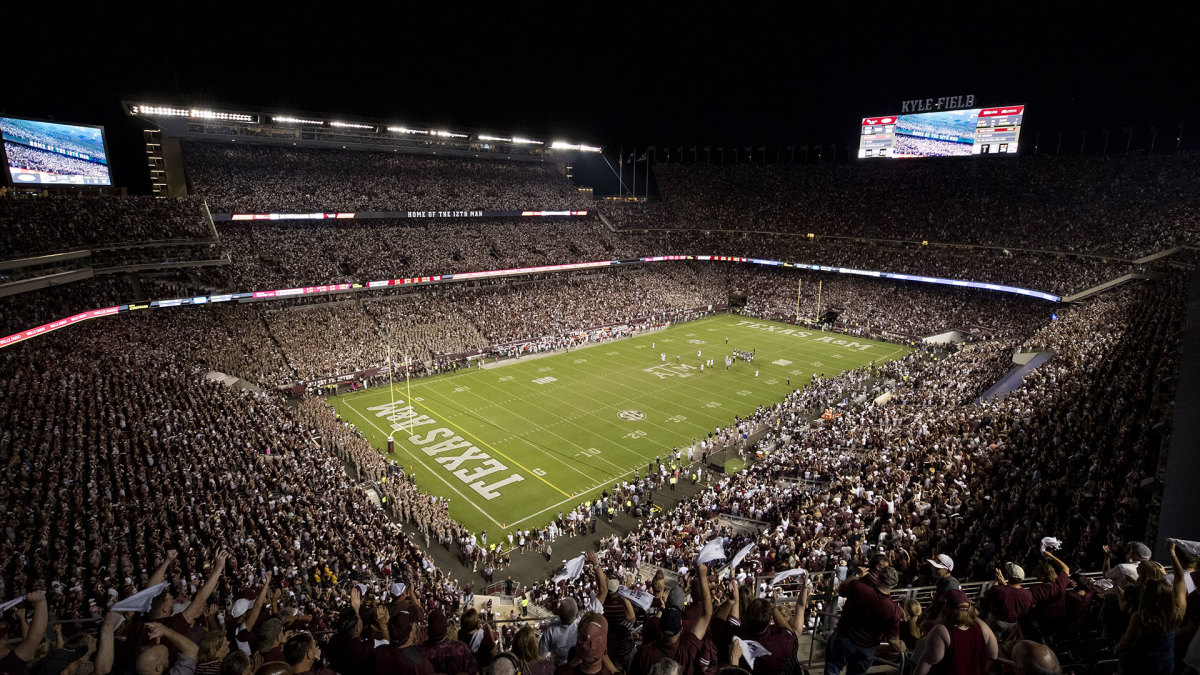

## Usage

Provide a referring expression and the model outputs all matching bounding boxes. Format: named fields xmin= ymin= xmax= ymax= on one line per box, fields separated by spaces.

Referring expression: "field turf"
xmin=329 ymin=314 xmax=908 ymax=535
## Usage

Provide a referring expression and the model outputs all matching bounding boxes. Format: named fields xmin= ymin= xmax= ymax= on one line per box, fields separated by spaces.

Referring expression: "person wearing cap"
xmin=913 ymin=589 xmax=998 ymax=675
xmin=1025 ymin=551 xmax=1071 ymax=642
xmin=387 ymin=579 xmax=425 ymax=645
xmin=556 ymin=612 xmax=614 ymax=675
xmin=824 ymin=566 xmax=904 ymax=675
xmin=1104 ymin=541 xmax=1153 ymax=593
xmin=0 ymin=590 xmax=47 ymax=675
xmin=597 ymin=564 xmax=635 ymax=673
xmin=923 ymin=554 xmax=960 ymax=629
xmin=630 ymin=562 xmax=713 ymax=675
xmin=370 ymin=599 xmax=433 ymax=675
xmin=418 ymin=609 xmax=478 ymax=675
xmin=982 ymin=562 xmax=1033 ymax=636
xmin=1114 ymin=541 xmax=1188 ymax=675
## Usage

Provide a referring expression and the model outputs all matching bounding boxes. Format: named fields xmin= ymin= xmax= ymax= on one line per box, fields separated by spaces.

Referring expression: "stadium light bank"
xmin=551 ymin=141 xmax=602 ymax=152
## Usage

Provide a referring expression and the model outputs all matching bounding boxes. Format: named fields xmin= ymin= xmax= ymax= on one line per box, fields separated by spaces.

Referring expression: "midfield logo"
xmin=643 ymin=363 xmax=697 ymax=379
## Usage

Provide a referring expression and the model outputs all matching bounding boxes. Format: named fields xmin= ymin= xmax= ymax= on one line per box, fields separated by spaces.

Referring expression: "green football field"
xmin=329 ymin=314 xmax=908 ymax=535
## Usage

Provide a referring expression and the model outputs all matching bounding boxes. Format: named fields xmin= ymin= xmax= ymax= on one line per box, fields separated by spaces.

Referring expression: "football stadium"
xmin=0 ymin=9 xmax=1197 ymax=675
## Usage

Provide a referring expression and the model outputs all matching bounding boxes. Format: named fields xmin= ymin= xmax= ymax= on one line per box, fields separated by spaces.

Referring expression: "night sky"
xmin=4 ymin=3 xmax=1196 ymax=193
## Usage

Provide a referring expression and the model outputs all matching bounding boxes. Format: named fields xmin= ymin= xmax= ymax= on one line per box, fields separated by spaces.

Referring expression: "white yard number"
xmin=574 ymin=358 xmax=587 ymax=364
xmin=737 ymin=390 xmax=752 ymax=397
xmin=454 ymin=386 xmax=471 ymax=393
xmin=575 ymin=448 xmax=602 ymax=458
xmin=538 ymin=367 xmax=553 ymax=372
xmin=533 ymin=468 xmax=547 ymax=476
xmin=705 ymin=401 xmax=722 ymax=408
xmin=498 ymin=376 xmax=514 ymax=382
xmin=533 ymin=376 xmax=558 ymax=385
xmin=667 ymin=415 xmax=687 ymax=423
xmin=624 ymin=430 xmax=648 ymax=440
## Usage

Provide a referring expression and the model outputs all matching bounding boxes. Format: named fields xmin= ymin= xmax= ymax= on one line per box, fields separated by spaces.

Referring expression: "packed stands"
xmin=0 ymin=142 xmax=1194 ymax=675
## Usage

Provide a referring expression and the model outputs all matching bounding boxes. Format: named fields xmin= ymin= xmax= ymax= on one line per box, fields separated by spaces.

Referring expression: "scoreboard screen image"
xmin=858 ymin=105 xmax=1024 ymax=159
xmin=1 ymin=117 xmax=112 ymax=186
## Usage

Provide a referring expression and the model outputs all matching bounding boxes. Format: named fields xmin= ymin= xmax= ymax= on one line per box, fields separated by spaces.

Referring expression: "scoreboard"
xmin=858 ymin=105 xmax=1025 ymax=159
xmin=1 ymin=117 xmax=112 ymax=185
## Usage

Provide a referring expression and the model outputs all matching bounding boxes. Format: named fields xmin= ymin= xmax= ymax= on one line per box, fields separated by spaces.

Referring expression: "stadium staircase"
xmin=1061 ymin=272 xmax=1150 ymax=303
xmin=976 ymin=351 xmax=1054 ymax=403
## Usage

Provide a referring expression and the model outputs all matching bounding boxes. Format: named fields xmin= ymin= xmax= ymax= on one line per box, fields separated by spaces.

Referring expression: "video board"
xmin=1 ymin=117 xmax=112 ymax=185
xmin=858 ymin=105 xmax=1025 ymax=159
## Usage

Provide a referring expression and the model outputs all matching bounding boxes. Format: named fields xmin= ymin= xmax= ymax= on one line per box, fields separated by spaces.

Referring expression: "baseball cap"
xmin=1131 ymin=542 xmax=1152 ymax=561
xmin=389 ymin=582 xmax=406 ymax=597
xmin=607 ymin=579 xmax=619 ymax=594
xmin=666 ymin=585 xmax=686 ymax=610
xmin=390 ymin=610 xmax=414 ymax=642
xmin=1003 ymin=562 xmax=1025 ymax=581
xmin=659 ymin=607 xmax=683 ymax=637
xmin=945 ymin=589 xmax=971 ymax=608
xmin=928 ymin=554 xmax=955 ymax=571
xmin=231 ymin=598 xmax=253 ymax=619
xmin=428 ymin=610 xmax=448 ymax=640
xmin=577 ymin=615 xmax=609 ymax=662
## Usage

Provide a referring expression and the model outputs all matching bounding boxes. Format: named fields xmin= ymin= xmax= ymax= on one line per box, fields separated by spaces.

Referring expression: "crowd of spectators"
xmin=604 ymin=154 xmax=1200 ymax=257
xmin=0 ymin=143 xmax=1194 ymax=674
xmin=0 ymin=195 xmax=212 ymax=258
xmin=183 ymin=143 xmax=592 ymax=214
xmin=2 ymin=143 xmax=109 ymax=182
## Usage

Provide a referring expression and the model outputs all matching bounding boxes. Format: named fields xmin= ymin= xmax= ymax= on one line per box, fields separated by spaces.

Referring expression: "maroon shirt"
xmin=928 ymin=622 xmax=989 ymax=675
xmin=735 ymin=625 xmax=799 ymax=675
xmin=325 ymin=633 xmax=375 ymax=674
xmin=372 ymin=644 xmax=435 ymax=675
xmin=630 ymin=632 xmax=702 ymax=675
xmin=836 ymin=578 xmax=902 ymax=648
xmin=982 ymin=584 xmax=1034 ymax=623
xmin=419 ymin=638 xmax=479 ymax=675
xmin=0 ymin=651 xmax=30 ymax=675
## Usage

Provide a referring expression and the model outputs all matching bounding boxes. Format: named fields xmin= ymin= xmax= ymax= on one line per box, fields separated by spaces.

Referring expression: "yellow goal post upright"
xmin=794 ymin=278 xmax=802 ymax=325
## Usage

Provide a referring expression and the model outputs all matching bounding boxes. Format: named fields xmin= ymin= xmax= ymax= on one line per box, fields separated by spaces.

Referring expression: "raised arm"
xmin=730 ymin=580 xmax=742 ymax=623
xmin=149 ymin=550 xmax=178 ymax=588
xmin=1170 ymin=541 xmax=1188 ymax=612
xmin=243 ymin=573 xmax=273 ymax=632
xmin=1044 ymin=551 xmax=1070 ymax=577
xmin=789 ymin=579 xmax=810 ymax=636
xmin=146 ymin=622 xmax=199 ymax=660
xmin=94 ymin=612 xmax=123 ymax=675
xmin=588 ymin=551 xmax=609 ymax=605
xmin=690 ymin=562 xmax=713 ymax=639
xmin=183 ymin=548 xmax=229 ymax=623
xmin=13 ymin=590 xmax=47 ymax=662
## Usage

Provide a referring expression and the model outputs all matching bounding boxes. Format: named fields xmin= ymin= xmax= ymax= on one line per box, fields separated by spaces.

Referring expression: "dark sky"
xmin=4 ymin=3 xmax=1196 ymax=191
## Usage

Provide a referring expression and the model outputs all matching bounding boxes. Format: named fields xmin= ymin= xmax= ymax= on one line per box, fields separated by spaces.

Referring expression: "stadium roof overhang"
xmin=123 ymin=101 xmax=601 ymax=163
